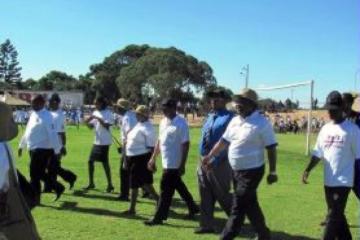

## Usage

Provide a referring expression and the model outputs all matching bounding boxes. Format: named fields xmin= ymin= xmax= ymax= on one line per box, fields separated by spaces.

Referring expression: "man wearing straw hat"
xmin=114 ymin=98 xmax=137 ymax=201
xmin=122 ymin=105 xmax=159 ymax=215
xmin=195 ymin=88 xmax=234 ymax=234
xmin=0 ymin=101 xmax=40 ymax=240
xmin=203 ymin=88 xmax=278 ymax=240
xmin=18 ymin=95 xmax=65 ymax=202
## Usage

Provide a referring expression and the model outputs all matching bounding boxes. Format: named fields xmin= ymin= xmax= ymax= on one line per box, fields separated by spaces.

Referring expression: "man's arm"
xmin=59 ymin=132 xmax=67 ymax=156
xmin=266 ymin=145 xmax=278 ymax=184
xmin=179 ymin=141 xmax=190 ymax=175
xmin=302 ymin=156 xmax=321 ymax=184
xmin=202 ymin=139 xmax=229 ymax=170
xmin=148 ymin=140 xmax=160 ymax=172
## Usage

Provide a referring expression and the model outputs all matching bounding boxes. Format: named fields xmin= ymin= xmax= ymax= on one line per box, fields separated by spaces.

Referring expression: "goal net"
xmin=255 ymin=80 xmax=315 ymax=155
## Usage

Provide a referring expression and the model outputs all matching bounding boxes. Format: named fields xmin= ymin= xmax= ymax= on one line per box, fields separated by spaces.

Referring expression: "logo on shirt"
xmin=324 ymin=135 xmax=345 ymax=149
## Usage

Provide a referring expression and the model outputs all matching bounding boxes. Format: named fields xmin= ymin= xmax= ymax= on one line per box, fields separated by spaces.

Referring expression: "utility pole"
xmin=241 ymin=64 xmax=249 ymax=88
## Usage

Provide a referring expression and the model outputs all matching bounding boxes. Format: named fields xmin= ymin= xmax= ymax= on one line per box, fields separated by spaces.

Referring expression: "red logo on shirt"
xmin=324 ymin=135 xmax=344 ymax=149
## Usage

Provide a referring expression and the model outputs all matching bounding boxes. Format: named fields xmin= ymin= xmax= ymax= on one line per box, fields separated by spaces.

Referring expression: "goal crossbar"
xmin=255 ymin=80 xmax=314 ymax=156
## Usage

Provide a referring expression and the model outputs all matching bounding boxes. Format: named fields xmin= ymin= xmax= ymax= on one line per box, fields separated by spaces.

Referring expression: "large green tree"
xmin=89 ymin=44 xmax=150 ymax=100
xmin=0 ymin=39 xmax=22 ymax=84
xmin=117 ymin=47 xmax=216 ymax=103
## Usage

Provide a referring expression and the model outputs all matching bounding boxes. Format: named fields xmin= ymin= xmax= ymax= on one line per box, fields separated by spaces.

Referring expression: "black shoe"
xmin=117 ymin=195 xmax=129 ymax=201
xmin=122 ymin=209 xmax=136 ymax=215
xmin=194 ymin=227 xmax=216 ymax=234
xmin=54 ymin=185 xmax=65 ymax=201
xmin=144 ymin=218 xmax=163 ymax=226
xmin=185 ymin=205 xmax=200 ymax=219
xmin=106 ymin=185 xmax=114 ymax=193
xmin=69 ymin=175 xmax=77 ymax=190
xmin=84 ymin=184 xmax=95 ymax=190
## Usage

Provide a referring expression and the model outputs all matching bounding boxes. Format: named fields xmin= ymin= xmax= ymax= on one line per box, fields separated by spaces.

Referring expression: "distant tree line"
xmin=1 ymin=39 xmax=218 ymax=104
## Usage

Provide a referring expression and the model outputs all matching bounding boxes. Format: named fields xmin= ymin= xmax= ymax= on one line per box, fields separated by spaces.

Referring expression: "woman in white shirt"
xmin=123 ymin=105 xmax=159 ymax=215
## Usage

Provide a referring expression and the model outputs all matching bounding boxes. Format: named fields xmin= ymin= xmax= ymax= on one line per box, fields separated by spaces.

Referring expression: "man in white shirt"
xmin=203 ymin=89 xmax=278 ymax=240
xmin=114 ymin=98 xmax=137 ymax=201
xmin=84 ymin=96 xmax=114 ymax=193
xmin=18 ymin=95 xmax=64 ymax=202
xmin=145 ymin=99 xmax=199 ymax=226
xmin=45 ymin=94 xmax=77 ymax=191
xmin=303 ymin=91 xmax=360 ymax=239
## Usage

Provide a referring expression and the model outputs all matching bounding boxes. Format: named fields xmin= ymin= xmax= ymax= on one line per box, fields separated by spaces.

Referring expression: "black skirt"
xmin=128 ymin=152 xmax=153 ymax=189
xmin=89 ymin=145 xmax=110 ymax=163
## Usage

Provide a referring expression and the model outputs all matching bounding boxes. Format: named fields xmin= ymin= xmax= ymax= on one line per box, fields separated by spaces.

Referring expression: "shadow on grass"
xmin=40 ymin=201 xmax=148 ymax=221
xmin=66 ymin=190 xmax=119 ymax=202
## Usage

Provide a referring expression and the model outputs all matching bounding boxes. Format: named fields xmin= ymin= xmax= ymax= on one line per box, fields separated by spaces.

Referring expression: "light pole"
xmin=240 ymin=64 xmax=249 ymax=88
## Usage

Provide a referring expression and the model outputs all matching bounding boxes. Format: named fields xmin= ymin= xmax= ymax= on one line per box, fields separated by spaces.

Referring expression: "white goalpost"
xmin=255 ymin=80 xmax=315 ymax=155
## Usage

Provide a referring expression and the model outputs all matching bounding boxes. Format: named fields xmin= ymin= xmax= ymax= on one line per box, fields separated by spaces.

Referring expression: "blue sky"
xmin=1 ymin=0 xmax=359 ymax=105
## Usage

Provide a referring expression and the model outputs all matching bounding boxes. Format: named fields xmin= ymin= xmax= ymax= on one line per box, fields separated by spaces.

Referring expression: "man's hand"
xmin=0 ymin=193 xmax=8 ymax=222
xmin=147 ymin=159 xmax=157 ymax=173
xmin=61 ymin=147 xmax=67 ymax=156
xmin=302 ymin=171 xmax=310 ymax=184
xmin=201 ymin=155 xmax=212 ymax=171
xmin=267 ymin=173 xmax=278 ymax=185
xmin=18 ymin=148 xmax=22 ymax=158
xmin=179 ymin=165 xmax=185 ymax=176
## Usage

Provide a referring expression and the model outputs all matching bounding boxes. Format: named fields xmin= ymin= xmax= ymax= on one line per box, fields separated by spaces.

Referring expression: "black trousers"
xmin=323 ymin=186 xmax=352 ymax=240
xmin=119 ymin=154 xmax=130 ymax=197
xmin=46 ymin=154 xmax=76 ymax=188
xmin=221 ymin=165 xmax=270 ymax=240
xmin=154 ymin=169 xmax=198 ymax=221
xmin=29 ymin=149 xmax=64 ymax=199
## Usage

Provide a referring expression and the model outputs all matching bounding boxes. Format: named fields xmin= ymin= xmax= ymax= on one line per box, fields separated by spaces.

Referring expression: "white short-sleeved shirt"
xmin=19 ymin=108 xmax=62 ymax=154
xmin=120 ymin=110 xmax=137 ymax=144
xmin=313 ymin=120 xmax=360 ymax=187
xmin=159 ymin=115 xmax=190 ymax=169
xmin=0 ymin=142 xmax=18 ymax=192
xmin=90 ymin=109 xmax=114 ymax=146
xmin=222 ymin=111 xmax=277 ymax=171
xmin=50 ymin=109 xmax=66 ymax=134
xmin=126 ymin=121 xmax=156 ymax=157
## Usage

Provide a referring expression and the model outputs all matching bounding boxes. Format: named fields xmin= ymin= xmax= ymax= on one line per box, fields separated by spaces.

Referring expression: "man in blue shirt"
xmin=195 ymin=89 xmax=234 ymax=234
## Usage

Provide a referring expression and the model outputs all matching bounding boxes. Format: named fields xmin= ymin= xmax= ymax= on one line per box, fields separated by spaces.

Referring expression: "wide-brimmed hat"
xmin=116 ymin=98 xmax=130 ymax=110
xmin=233 ymin=88 xmax=258 ymax=105
xmin=135 ymin=105 xmax=150 ymax=117
xmin=325 ymin=91 xmax=343 ymax=110
xmin=0 ymin=102 xmax=18 ymax=141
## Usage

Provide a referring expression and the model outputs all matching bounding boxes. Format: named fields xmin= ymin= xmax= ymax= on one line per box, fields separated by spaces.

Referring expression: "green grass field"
xmin=10 ymin=126 xmax=359 ymax=240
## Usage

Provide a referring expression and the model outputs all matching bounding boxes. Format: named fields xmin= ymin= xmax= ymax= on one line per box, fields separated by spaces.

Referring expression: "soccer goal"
xmin=255 ymin=80 xmax=315 ymax=155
